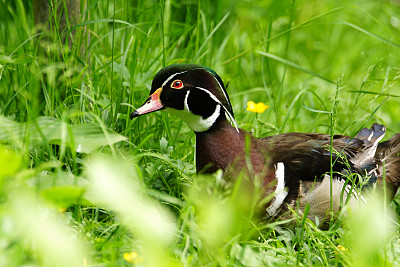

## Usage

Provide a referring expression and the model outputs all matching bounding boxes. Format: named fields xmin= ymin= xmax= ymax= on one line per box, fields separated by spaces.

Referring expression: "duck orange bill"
xmin=130 ymin=88 xmax=164 ymax=119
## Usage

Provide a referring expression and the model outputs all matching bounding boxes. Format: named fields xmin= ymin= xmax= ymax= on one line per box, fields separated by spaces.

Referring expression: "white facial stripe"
xmin=195 ymin=86 xmax=239 ymax=132
xmin=203 ymin=70 xmax=237 ymax=131
xmin=266 ymin=162 xmax=288 ymax=217
xmin=161 ymin=70 xmax=189 ymax=87
xmin=164 ymin=90 xmax=221 ymax=132
xmin=195 ymin=86 xmax=222 ymax=105
xmin=184 ymin=90 xmax=190 ymax=109
xmin=224 ymin=110 xmax=239 ymax=132
xmin=204 ymin=69 xmax=231 ymax=108
xmin=161 ymin=67 xmax=210 ymax=88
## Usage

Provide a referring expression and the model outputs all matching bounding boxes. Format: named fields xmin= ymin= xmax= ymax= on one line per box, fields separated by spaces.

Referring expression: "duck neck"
xmin=195 ymin=113 xmax=245 ymax=173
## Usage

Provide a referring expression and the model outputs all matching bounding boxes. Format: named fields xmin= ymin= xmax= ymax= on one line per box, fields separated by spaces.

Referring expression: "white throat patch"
xmin=195 ymin=87 xmax=239 ymax=132
xmin=165 ymin=90 xmax=221 ymax=132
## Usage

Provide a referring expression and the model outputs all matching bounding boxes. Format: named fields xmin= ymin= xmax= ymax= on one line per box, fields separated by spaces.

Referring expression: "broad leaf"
xmin=0 ymin=115 xmax=127 ymax=153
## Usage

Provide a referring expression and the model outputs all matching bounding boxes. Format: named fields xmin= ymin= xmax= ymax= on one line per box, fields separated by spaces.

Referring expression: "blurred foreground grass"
xmin=1 ymin=0 xmax=400 ymax=266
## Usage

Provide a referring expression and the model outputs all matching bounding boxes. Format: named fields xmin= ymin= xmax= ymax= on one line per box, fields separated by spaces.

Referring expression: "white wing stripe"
xmin=266 ymin=162 xmax=288 ymax=216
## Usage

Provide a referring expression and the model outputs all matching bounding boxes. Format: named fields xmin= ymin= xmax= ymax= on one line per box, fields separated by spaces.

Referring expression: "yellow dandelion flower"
xmin=124 ymin=251 xmax=143 ymax=264
xmin=246 ymin=101 xmax=269 ymax=113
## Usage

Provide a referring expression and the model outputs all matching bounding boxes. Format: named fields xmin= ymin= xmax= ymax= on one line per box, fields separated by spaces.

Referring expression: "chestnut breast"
xmin=195 ymin=120 xmax=275 ymax=188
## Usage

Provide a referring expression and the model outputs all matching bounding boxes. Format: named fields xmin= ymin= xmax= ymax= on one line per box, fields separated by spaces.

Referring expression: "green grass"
xmin=1 ymin=0 xmax=400 ymax=266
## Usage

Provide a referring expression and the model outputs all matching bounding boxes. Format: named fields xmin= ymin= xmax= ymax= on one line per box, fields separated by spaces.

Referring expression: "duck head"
xmin=131 ymin=64 xmax=238 ymax=132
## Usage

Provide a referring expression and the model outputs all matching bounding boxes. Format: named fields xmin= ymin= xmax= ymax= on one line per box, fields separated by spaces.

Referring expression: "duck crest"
xmin=131 ymin=64 xmax=400 ymax=224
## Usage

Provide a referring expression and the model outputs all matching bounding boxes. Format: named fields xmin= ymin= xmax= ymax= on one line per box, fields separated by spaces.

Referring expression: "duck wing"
xmin=259 ymin=126 xmax=385 ymax=183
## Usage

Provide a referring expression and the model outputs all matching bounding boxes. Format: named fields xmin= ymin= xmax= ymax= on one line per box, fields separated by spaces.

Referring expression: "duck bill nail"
xmin=130 ymin=88 xmax=164 ymax=119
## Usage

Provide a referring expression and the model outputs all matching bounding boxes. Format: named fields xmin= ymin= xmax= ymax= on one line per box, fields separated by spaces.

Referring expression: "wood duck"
xmin=131 ymin=64 xmax=400 ymax=223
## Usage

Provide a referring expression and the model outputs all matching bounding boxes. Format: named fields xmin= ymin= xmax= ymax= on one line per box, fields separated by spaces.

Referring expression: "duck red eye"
xmin=171 ymin=80 xmax=183 ymax=89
